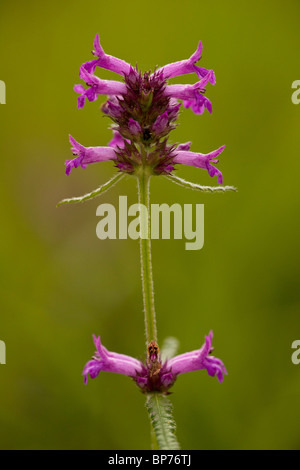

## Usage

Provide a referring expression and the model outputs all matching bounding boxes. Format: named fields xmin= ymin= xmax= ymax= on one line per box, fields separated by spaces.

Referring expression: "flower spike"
xmin=64 ymin=36 xmax=230 ymax=181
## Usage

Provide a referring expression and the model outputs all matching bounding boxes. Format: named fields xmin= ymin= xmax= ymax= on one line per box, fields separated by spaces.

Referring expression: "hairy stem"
xmin=137 ymin=170 xmax=157 ymax=346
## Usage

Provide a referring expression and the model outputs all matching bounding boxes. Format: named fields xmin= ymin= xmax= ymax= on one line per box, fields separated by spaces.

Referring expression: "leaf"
xmin=165 ymin=173 xmax=237 ymax=193
xmin=146 ymin=393 xmax=180 ymax=450
xmin=57 ymin=173 xmax=125 ymax=206
xmin=160 ymin=337 xmax=180 ymax=363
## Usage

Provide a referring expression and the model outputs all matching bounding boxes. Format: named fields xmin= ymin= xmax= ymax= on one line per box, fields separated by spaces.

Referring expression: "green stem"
xmin=137 ymin=169 xmax=157 ymax=346
xmin=137 ymin=164 xmax=180 ymax=450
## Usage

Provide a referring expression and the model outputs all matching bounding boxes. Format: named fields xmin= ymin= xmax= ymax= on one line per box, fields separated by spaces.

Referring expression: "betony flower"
xmin=173 ymin=145 xmax=225 ymax=184
xmin=65 ymin=135 xmax=116 ymax=175
xmin=75 ymin=66 xmax=126 ymax=109
xmin=83 ymin=331 xmax=227 ymax=393
xmin=82 ymin=335 xmax=144 ymax=384
xmin=156 ymin=41 xmax=216 ymax=84
xmin=82 ymin=33 xmax=132 ymax=77
xmin=66 ymin=35 xmax=227 ymax=184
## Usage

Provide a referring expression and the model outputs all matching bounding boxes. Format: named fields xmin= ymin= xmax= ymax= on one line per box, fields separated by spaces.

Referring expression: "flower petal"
xmin=167 ymin=331 xmax=227 ymax=383
xmin=74 ymin=67 xmax=127 ymax=109
xmin=83 ymin=335 xmax=144 ymax=384
xmin=152 ymin=111 xmax=169 ymax=135
xmin=66 ymin=135 xmax=117 ymax=175
xmin=173 ymin=146 xmax=225 ymax=184
xmin=165 ymin=75 xmax=213 ymax=115
xmin=157 ymin=42 xmax=215 ymax=84
xmin=108 ymin=130 xmax=129 ymax=149
xmin=82 ymin=34 xmax=133 ymax=77
xmin=128 ymin=118 xmax=142 ymax=136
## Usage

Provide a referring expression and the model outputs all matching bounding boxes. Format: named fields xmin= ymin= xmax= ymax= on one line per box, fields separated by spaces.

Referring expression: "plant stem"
xmin=137 ymin=169 xmax=157 ymax=346
xmin=137 ymin=165 xmax=179 ymax=451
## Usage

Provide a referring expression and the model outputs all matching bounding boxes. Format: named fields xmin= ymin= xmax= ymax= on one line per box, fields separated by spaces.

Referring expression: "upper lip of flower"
xmin=82 ymin=33 xmax=132 ymax=77
xmin=156 ymin=41 xmax=216 ymax=85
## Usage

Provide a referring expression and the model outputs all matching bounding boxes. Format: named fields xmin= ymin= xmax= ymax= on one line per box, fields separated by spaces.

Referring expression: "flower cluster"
xmin=66 ymin=34 xmax=224 ymax=183
xmin=83 ymin=331 xmax=227 ymax=392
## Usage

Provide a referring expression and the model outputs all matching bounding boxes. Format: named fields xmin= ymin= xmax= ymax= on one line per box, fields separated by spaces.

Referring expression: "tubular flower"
xmin=83 ymin=331 xmax=227 ymax=392
xmin=66 ymin=35 xmax=226 ymax=184
xmin=173 ymin=145 xmax=225 ymax=184
xmin=65 ymin=135 xmax=117 ymax=175
xmin=156 ymin=41 xmax=216 ymax=84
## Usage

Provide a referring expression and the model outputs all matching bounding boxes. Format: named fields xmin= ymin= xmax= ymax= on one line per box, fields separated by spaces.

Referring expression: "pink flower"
xmin=156 ymin=41 xmax=216 ymax=84
xmin=65 ymin=135 xmax=117 ymax=175
xmin=172 ymin=145 xmax=226 ymax=184
xmin=83 ymin=332 xmax=227 ymax=391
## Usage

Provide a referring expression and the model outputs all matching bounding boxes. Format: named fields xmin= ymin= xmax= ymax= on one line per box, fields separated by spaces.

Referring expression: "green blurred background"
xmin=1 ymin=0 xmax=300 ymax=450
